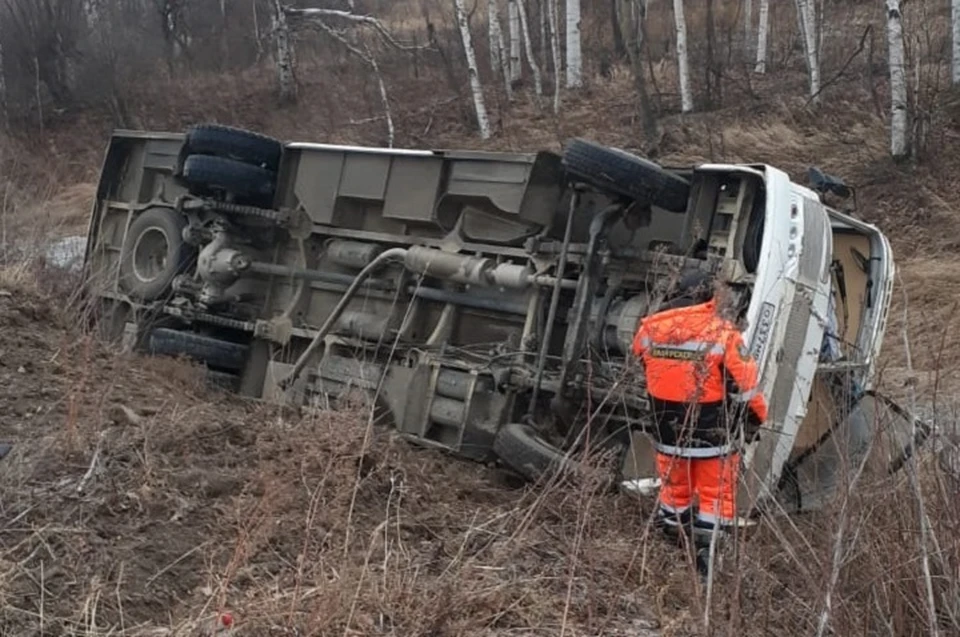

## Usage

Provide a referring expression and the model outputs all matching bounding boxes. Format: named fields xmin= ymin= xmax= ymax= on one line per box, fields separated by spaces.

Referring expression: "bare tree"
xmin=0 ymin=33 xmax=6 ymax=129
xmin=155 ymin=0 xmax=190 ymax=69
xmin=218 ymin=0 xmax=229 ymax=69
xmin=672 ymin=0 xmax=693 ymax=112
xmin=617 ymin=0 xmax=659 ymax=146
xmin=885 ymin=0 xmax=908 ymax=159
xmin=508 ymin=0 xmax=521 ymax=81
xmin=253 ymin=0 xmax=264 ymax=62
xmin=2 ymin=0 xmax=84 ymax=109
xmin=454 ymin=0 xmax=492 ymax=139
xmin=271 ymin=0 xmax=296 ymax=104
xmin=566 ymin=0 xmax=582 ymax=88
xmin=795 ymin=0 xmax=821 ymax=103
xmin=489 ymin=0 xmax=501 ymax=72
xmin=488 ymin=0 xmax=513 ymax=99
xmin=953 ymin=0 xmax=960 ymax=85
xmin=515 ymin=0 xmax=543 ymax=98
xmin=548 ymin=0 xmax=561 ymax=111
xmin=755 ymin=0 xmax=770 ymax=73
xmin=743 ymin=0 xmax=753 ymax=58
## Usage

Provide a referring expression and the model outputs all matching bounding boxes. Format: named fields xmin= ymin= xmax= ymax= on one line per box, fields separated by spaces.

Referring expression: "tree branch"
xmin=283 ymin=6 xmax=430 ymax=51
xmin=308 ymin=19 xmax=395 ymax=147
xmin=804 ymin=25 xmax=872 ymax=107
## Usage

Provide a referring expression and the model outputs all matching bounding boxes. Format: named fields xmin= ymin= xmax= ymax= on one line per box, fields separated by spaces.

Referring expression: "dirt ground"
xmin=0 ymin=273 xmax=684 ymax=636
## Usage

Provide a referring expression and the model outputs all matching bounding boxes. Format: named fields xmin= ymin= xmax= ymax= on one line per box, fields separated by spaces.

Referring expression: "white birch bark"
xmin=953 ymin=0 xmax=960 ymax=84
xmin=454 ymin=0 xmax=493 ymax=140
xmin=548 ymin=0 xmax=561 ymax=111
xmin=755 ymin=0 xmax=769 ymax=73
xmin=743 ymin=0 xmax=753 ymax=57
xmin=271 ymin=0 xmax=297 ymax=103
xmin=885 ymin=0 xmax=908 ymax=158
xmin=795 ymin=0 xmax=820 ymax=102
xmin=0 ymin=36 xmax=6 ymax=129
xmin=516 ymin=0 xmax=543 ymax=98
xmin=489 ymin=0 xmax=501 ymax=72
xmin=540 ymin=0 xmax=547 ymax=70
xmin=672 ymin=0 xmax=693 ymax=113
xmin=252 ymin=0 xmax=264 ymax=61
xmin=83 ymin=0 xmax=101 ymax=30
xmin=508 ymin=0 xmax=522 ymax=81
xmin=490 ymin=0 xmax=514 ymax=99
xmin=565 ymin=0 xmax=582 ymax=88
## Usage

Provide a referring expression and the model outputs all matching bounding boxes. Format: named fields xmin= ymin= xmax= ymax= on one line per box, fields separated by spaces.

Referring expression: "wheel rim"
xmin=131 ymin=227 xmax=171 ymax=283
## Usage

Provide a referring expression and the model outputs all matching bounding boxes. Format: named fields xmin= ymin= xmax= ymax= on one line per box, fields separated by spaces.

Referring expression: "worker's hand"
xmin=744 ymin=412 xmax=764 ymax=443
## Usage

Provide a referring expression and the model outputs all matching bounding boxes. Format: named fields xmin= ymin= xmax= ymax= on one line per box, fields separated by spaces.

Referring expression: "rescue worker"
xmin=631 ymin=271 xmax=768 ymax=551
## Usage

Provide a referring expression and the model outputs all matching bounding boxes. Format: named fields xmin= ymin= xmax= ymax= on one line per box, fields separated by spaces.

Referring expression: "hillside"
xmin=2 ymin=0 xmax=960 ymax=635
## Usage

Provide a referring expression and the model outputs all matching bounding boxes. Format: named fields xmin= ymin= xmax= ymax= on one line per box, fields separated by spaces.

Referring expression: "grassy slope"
xmin=1 ymin=1 xmax=960 ymax=634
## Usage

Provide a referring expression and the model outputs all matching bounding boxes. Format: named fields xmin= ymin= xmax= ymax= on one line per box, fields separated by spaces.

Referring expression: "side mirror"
xmin=808 ymin=166 xmax=852 ymax=199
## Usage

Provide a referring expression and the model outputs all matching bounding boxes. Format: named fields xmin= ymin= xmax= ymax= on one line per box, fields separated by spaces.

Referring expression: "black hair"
xmin=664 ymin=270 xmax=715 ymax=307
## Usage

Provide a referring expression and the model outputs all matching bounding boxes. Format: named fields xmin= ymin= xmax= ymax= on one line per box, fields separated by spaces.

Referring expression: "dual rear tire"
xmin=176 ymin=124 xmax=284 ymax=206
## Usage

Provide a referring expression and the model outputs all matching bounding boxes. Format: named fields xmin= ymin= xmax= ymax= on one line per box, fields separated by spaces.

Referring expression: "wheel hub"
xmin=131 ymin=227 xmax=170 ymax=283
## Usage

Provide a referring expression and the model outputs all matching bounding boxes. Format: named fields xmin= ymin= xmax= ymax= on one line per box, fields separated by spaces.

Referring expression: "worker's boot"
xmin=655 ymin=506 xmax=694 ymax=548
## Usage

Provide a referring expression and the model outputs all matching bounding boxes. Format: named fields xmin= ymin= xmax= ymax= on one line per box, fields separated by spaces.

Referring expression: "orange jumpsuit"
xmin=632 ymin=298 xmax=768 ymax=529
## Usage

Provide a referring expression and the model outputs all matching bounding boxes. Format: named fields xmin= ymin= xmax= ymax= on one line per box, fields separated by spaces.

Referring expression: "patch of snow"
xmin=44 ymin=235 xmax=87 ymax=273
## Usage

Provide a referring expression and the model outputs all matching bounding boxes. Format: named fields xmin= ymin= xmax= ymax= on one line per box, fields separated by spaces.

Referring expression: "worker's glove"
xmin=744 ymin=412 xmax=764 ymax=443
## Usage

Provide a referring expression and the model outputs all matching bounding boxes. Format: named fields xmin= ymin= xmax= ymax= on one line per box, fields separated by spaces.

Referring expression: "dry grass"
xmin=0 ymin=269 xmax=957 ymax=637
xmin=1 ymin=1 xmax=960 ymax=635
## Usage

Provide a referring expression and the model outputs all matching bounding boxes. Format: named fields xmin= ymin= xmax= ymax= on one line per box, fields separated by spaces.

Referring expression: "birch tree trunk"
xmin=540 ymin=0 xmax=548 ymax=71
xmin=271 ymin=0 xmax=297 ymax=104
xmin=952 ymin=0 xmax=960 ymax=84
xmin=516 ymin=0 xmax=544 ymax=98
xmin=0 ymin=36 xmax=7 ymax=130
xmin=454 ymin=0 xmax=493 ymax=139
xmin=253 ymin=0 xmax=264 ymax=62
xmin=508 ymin=0 xmax=522 ymax=81
xmin=885 ymin=0 xmax=908 ymax=159
xmin=490 ymin=0 xmax=514 ymax=99
xmin=565 ymin=0 xmax=582 ymax=88
xmin=219 ymin=0 xmax=230 ymax=69
xmin=755 ymin=0 xmax=769 ymax=73
xmin=672 ymin=0 xmax=693 ymax=113
xmin=795 ymin=0 xmax=820 ymax=103
xmin=743 ymin=0 xmax=753 ymax=57
xmin=548 ymin=0 xmax=562 ymax=111
xmin=489 ymin=0 xmax=501 ymax=72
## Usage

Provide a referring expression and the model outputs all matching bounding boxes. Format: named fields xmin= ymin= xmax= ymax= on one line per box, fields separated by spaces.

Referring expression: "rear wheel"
xmin=493 ymin=422 xmax=579 ymax=482
xmin=561 ymin=138 xmax=691 ymax=213
xmin=493 ymin=422 xmax=619 ymax=487
xmin=147 ymin=328 xmax=250 ymax=373
xmin=184 ymin=124 xmax=283 ymax=172
xmin=118 ymin=207 xmax=194 ymax=301
xmin=180 ymin=154 xmax=277 ymax=202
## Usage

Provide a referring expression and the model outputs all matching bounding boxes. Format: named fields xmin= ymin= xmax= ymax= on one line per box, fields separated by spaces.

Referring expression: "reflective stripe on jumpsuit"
xmin=632 ymin=294 xmax=769 ymax=532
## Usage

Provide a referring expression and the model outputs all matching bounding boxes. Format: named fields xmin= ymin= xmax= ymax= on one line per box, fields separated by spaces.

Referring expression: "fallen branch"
xmin=76 ymin=432 xmax=104 ymax=494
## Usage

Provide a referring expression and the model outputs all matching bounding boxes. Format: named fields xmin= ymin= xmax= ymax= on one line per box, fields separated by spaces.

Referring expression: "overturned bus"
xmin=80 ymin=124 xmax=928 ymax=516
